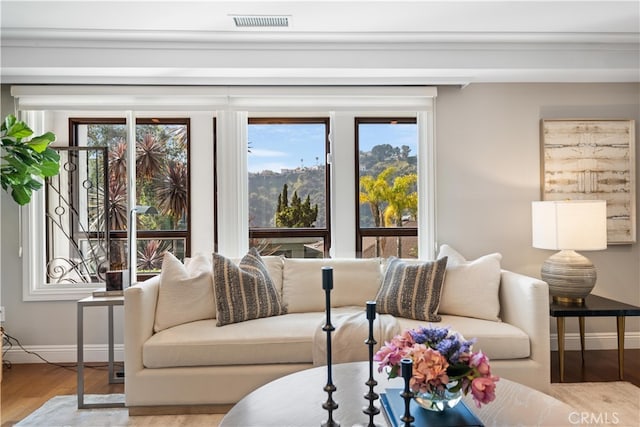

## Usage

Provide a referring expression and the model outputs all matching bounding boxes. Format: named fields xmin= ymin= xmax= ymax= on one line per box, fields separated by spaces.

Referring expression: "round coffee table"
xmin=220 ymin=362 xmax=574 ymax=426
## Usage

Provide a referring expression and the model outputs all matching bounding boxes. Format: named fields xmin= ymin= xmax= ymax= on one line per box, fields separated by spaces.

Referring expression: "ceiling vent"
xmin=232 ymin=15 xmax=290 ymax=28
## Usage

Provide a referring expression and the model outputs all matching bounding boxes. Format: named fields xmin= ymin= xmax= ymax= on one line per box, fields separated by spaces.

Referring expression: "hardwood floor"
xmin=1 ymin=349 xmax=638 ymax=426
xmin=550 ymin=349 xmax=640 ymax=387
xmin=1 ymin=362 xmax=124 ymax=427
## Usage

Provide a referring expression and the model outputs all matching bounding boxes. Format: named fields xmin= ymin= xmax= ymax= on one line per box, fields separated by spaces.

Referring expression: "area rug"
xmin=15 ymin=394 xmax=223 ymax=427
xmin=15 ymin=382 xmax=640 ymax=427
xmin=548 ymin=381 xmax=640 ymax=427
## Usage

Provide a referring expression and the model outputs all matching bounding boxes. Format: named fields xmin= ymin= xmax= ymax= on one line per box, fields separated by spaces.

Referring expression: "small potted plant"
xmin=1 ymin=114 xmax=59 ymax=205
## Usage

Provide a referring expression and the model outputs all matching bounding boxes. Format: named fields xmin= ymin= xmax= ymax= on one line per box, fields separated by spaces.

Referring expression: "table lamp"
xmin=531 ymin=200 xmax=607 ymax=304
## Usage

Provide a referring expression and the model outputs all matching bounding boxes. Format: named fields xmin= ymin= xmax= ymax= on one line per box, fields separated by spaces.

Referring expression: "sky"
xmin=247 ymin=122 xmax=417 ymax=173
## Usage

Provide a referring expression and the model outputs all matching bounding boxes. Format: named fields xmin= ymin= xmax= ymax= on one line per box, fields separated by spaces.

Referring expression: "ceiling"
xmin=1 ymin=0 xmax=639 ymax=85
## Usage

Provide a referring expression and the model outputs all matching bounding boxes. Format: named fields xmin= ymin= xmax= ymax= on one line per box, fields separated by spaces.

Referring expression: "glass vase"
xmin=413 ymin=385 xmax=463 ymax=412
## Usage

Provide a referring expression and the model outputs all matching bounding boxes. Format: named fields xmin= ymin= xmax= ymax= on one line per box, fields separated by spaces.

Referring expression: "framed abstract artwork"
xmin=541 ymin=119 xmax=636 ymax=244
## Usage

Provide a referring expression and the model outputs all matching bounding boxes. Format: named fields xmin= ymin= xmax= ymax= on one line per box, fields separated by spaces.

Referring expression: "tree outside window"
xmin=356 ymin=118 xmax=418 ymax=259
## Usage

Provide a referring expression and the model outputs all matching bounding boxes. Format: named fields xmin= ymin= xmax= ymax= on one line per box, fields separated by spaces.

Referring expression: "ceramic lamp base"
xmin=541 ymin=249 xmax=597 ymax=304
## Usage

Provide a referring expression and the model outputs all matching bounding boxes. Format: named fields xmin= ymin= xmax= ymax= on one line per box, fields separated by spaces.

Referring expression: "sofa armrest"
xmin=499 ymin=270 xmax=550 ymax=382
xmin=124 ymin=276 xmax=160 ymax=376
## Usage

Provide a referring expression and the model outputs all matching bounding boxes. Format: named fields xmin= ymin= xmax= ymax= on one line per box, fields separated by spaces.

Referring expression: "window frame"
xmin=247 ymin=117 xmax=332 ymax=257
xmin=23 ymin=115 xmax=193 ymax=300
xmin=70 ymin=117 xmax=192 ymax=281
xmin=355 ymin=117 xmax=419 ymax=258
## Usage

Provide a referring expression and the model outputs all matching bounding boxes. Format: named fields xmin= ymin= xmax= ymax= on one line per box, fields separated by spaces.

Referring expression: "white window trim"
xmin=126 ymin=110 xmax=137 ymax=285
xmin=216 ymin=110 xmax=249 ymax=258
xmin=418 ymin=110 xmax=437 ymax=260
xmin=12 ymin=86 xmax=437 ymax=112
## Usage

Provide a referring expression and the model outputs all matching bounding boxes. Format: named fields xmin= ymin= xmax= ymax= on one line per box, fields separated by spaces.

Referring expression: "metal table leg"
xmin=556 ymin=317 xmax=565 ymax=382
xmin=77 ymin=302 xmax=85 ymax=408
xmin=77 ymin=298 xmax=125 ymax=409
xmin=617 ymin=316 xmax=625 ymax=380
xmin=578 ymin=316 xmax=585 ymax=362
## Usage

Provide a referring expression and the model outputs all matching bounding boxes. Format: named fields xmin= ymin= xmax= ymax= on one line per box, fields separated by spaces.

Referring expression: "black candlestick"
xmin=363 ymin=301 xmax=380 ymax=427
xmin=321 ymin=267 xmax=339 ymax=427
xmin=400 ymin=358 xmax=414 ymax=427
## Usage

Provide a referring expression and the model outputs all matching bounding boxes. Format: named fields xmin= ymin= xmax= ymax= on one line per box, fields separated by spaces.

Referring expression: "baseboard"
xmin=550 ymin=332 xmax=640 ymax=351
xmin=3 ymin=344 xmax=124 ymax=364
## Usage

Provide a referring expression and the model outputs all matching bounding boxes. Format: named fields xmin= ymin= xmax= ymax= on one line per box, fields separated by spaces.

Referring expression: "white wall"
xmin=1 ymin=83 xmax=639 ymax=362
xmin=436 ymin=83 xmax=640 ymax=347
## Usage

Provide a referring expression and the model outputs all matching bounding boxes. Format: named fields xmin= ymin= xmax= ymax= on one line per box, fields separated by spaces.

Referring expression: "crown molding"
xmin=3 ymin=27 xmax=639 ymax=45
xmin=2 ymin=28 xmax=638 ymax=84
xmin=2 ymin=67 xmax=638 ymax=86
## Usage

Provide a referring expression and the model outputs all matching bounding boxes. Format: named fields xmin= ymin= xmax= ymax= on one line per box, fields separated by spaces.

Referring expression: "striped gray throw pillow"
xmin=375 ymin=256 xmax=448 ymax=322
xmin=213 ymin=248 xmax=285 ymax=326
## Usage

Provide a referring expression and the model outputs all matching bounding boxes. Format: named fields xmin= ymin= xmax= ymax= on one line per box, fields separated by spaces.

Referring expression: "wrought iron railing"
xmin=45 ymin=147 xmax=109 ymax=284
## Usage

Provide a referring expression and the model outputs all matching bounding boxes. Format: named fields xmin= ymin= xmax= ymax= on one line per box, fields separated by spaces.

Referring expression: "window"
xmin=127 ymin=119 xmax=190 ymax=278
xmin=355 ymin=118 xmax=418 ymax=258
xmin=44 ymin=117 xmax=190 ymax=286
xmin=14 ymin=86 xmax=435 ymax=299
xmin=247 ymin=118 xmax=330 ymax=258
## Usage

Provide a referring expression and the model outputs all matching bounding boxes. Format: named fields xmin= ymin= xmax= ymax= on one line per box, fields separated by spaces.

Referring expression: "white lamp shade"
xmin=532 ymin=200 xmax=607 ymax=250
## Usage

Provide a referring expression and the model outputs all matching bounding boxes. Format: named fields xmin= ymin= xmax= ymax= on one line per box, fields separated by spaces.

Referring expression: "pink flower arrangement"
xmin=374 ymin=326 xmax=499 ymax=408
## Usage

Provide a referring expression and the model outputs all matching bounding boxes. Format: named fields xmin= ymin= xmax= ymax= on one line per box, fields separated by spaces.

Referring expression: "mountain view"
xmin=248 ymin=143 xmax=417 ymax=229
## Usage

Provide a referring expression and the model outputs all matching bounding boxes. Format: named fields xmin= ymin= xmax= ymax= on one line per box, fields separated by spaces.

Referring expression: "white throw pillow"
xmin=282 ymin=258 xmax=383 ymax=313
xmin=437 ymin=244 xmax=502 ymax=322
xmin=154 ymin=252 xmax=216 ymax=332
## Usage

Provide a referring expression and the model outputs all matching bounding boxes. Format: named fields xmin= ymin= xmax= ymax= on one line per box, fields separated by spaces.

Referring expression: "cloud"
xmin=249 ymin=148 xmax=295 ymax=172
xmin=249 ymin=148 xmax=287 ymax=158
xmin=248 ymin=161 xmax=294 ymax=173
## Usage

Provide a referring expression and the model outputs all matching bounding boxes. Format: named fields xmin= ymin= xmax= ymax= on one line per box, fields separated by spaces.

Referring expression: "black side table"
xmin=549 ymin=294 xmax=640 ymax=382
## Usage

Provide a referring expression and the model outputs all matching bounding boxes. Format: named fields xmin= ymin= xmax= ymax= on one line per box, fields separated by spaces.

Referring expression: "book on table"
xmin=380 ymin=388 xmax=484 ymax=427
xmin=92 ymin=288 xmax=124 ymax=297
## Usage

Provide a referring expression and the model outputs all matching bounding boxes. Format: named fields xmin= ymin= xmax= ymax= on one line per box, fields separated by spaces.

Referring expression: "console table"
xmin=220 ymin=362 xmax=573 ymax=426
xmin=549 ymin=294 xmax=640 ymax=382
xmin=76 ymin=295 xmax=125 ymax=409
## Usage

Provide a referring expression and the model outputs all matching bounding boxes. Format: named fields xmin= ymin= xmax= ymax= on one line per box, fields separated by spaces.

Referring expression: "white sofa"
xmin=124 ymin=255 xmax=550 ymax=414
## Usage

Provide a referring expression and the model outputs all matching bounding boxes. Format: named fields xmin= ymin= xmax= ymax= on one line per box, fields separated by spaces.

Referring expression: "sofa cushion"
xmin=154 ymin=252 xmax=215 ymax=333
xmin=437 ymin=244 xmax=502 ymax=322
xmin=261 ymin=256 xmax=285 ymax=295
xmin=282 ymin=258 xmax=383 ymax=313
xmin=375 ymin=257 xmax=448 ymax=322
xmin=143 ymin=310 xmax=356 ymax=368
xmin=397 ymin=315 xmax=530 ymax=360
xmin=213 ymin=249 xmax=285 ymax=326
